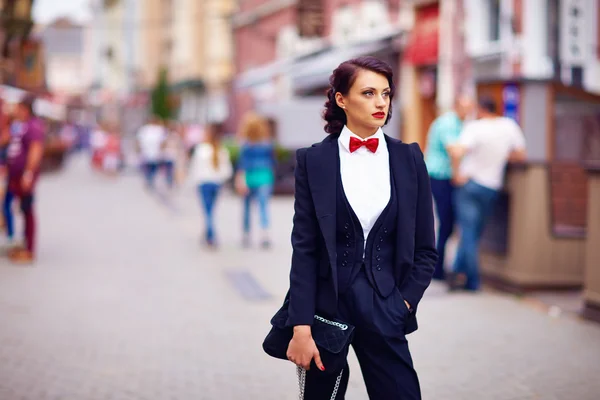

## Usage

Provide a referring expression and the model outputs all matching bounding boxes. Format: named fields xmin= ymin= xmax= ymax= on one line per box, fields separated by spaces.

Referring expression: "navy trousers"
xmin=303 ymin=267 xmax=421 ymax=399
xmin=430 ymin=178 xmax=455 ymax=280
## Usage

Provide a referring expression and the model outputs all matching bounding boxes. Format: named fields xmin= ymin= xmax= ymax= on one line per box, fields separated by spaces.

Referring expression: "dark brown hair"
xmin=323 ymin=56 xmax=395 ymax=135
xmin=478 ymin=96 xmax=498 ymax=114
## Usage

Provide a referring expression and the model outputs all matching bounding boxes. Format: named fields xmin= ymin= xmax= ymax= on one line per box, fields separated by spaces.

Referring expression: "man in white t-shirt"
xmin=447 ymin=97 xmax=526 ymax=291
xmin=136 ymin=116 xmax=166 ymax=189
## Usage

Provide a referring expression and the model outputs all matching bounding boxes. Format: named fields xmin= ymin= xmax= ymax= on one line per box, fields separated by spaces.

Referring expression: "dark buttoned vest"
xmin=335 ymin=160 xmax=398 ymax=296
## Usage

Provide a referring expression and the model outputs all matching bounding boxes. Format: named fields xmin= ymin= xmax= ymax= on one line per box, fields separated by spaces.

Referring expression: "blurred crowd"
xmin=125 ymin=111 xmax=278 ymax=250
xmin=0 ymin=87 xmax=282 ymax=262
xmin=424 ymin=95 xmax=526 ymax=293
xmin=0 ymin=85 xmax=530 ymax=280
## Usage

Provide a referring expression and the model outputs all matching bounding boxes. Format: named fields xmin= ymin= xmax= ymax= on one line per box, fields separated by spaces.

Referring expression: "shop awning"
xmin=290 ymin=34 xmax=400 ymax=92
xmin=403 ymin=4 xmax=439 ymax=66
xmin=234 ymin=59 xmax=293 ymax=90
xmin=170 ymin=79 xmax=206 ymax=93
xmin=235 ymin=30 xmax=401 ymax=92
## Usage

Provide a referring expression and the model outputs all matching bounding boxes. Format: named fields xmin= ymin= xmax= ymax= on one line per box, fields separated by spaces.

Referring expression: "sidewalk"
xmin=0 ymin=155 xmax=598 ymax=399
xmin=167 ymin=174 xmax=600 ymax=400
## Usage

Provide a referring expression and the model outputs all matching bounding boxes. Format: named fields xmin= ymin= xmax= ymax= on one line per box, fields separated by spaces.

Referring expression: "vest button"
xmin=384 ymin=228 xmax=388 ymax=234
xmin=376 ymin=246 xmax=381 ymax=251
xmin=346 ymin=243 xmax=351 ymax=247
xmin=376 ymin=255 xmax=381 ymax=261
xmin=376 ymin=266 xmax=382 ymax=271
xmin=379 ymin=238 xmax=384 ymax=242
xmin=344 ymin=223 xmax=349 ymax=229
xmin=343 ymin=251 xmax=349 ymax=257
xmin=342 ymin=261 xmax=348 ymax=267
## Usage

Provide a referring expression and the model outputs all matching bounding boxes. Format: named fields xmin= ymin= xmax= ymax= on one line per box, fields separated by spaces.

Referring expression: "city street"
xmin=1 ymin=155 xmax=599 ymax=400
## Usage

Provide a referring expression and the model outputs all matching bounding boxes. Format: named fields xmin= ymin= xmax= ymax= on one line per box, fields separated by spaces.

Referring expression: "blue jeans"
xmin=143 ymin=161 xmax=160 ymax=188
xmin=199 ymin=183 xmax=221 ymax=242
xmin=243 ymin=184 xmax=272 ymax=233
xmin=452 ymin=180 xmax=498 ymax=291
xmin=3 ymin=189 xmax=14 ymax=239
xmin=430 ymin=178 xmax=455 ymax=280
xmin=162 ymin=160 xmax=175 ymax=188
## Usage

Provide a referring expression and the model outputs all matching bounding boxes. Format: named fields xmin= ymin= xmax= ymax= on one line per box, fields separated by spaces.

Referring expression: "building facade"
xmin=0 ymin=0 xmax=37 ymax=87
xmin=231 ymin=0 xmax=407 ymax=147
xmin=454 ymin=0 xmax=600 ymax=292
xmin=87 ymin=0 xmax=235 ymax=126
xmin=38 ymin=18 xmax=86 ymax=96
xmin=164 ymin=0 xmax=236 ymax=124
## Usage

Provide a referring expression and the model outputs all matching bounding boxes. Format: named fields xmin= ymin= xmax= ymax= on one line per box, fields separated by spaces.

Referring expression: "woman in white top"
xmin=188 ymin=123 xmax=233 ymax=247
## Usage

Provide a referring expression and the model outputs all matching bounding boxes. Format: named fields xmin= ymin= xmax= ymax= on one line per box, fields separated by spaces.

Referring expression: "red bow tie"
xmin=349 ymin=136 xmax=379 ymax=153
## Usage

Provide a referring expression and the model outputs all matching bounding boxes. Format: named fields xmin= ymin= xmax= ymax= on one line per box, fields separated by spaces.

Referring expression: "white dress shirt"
xmin=338 ymin=125 xmax=391 ymax=250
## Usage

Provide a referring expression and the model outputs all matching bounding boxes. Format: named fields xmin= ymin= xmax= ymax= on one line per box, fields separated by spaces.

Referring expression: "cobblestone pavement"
xmin=0 ymin=156 xmax=599 ymax=400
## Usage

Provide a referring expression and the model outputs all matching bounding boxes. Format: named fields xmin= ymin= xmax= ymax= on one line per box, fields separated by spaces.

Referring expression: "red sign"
xmin=403 ymin=4 xmax=440 ymax=66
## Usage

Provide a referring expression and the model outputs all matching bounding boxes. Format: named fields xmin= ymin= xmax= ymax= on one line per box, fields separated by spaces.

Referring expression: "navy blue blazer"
xmin=286 ymin=133 xmax=438 ymax=334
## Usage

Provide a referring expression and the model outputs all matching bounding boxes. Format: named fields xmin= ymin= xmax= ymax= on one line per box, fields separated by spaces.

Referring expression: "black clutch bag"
xmin=262 ymin=300 xmax=355 ymax=374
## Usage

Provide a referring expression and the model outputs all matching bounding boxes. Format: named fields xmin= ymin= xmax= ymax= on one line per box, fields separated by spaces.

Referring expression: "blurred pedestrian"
xmin=136 ymin=116 xmax=166 ymax=189
xmin=1 ymin=96 xmax=45 ymax=263
xmin=59 ymin=120 xmax=78 ymax=152
xmin=424 ymin=95 xmax=474 ymax=281
xmin=102 ymin=125 xmax=122 ymax=176
xmin=268 ymin=56 xmax=436 ymax=399
xmin=160 ymin=121 xmax=182 ymax=189
xmin=184 ymin=122 xmax=203 ymax=161
xmin=188 ymin=123 xmax=233 ymax=248
xmin=235 ymin=112 xmax=276 ymax=249
xmin=447 ymin=97 xmax=527 ymax=291
xmin=1 ymin=110 xmax=22 ymax=245
xmin=90 ymin=122 xmax=108 ymax=170
xmin=0 ymin=108 xmax=14 ymax=242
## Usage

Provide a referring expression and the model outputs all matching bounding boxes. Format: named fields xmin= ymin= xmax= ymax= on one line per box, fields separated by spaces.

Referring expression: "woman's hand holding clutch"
xmin=287 ymin=326 xmax=325 ymax=371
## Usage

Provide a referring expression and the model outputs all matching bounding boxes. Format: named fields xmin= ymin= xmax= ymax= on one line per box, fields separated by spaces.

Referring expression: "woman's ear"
xmin=335 ymin=92 xmax=346 ymax=110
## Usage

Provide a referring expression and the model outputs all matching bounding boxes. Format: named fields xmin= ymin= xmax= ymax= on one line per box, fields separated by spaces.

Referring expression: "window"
xmin=359 ymin=0 xmax=390 ymax=36
xmin=331 ymin=5 xmax=356 ymax=44
xmin=546 ymin=0 xmax=561 ymax=78
xmin=488 ymin=0 xmax=501 ymax=42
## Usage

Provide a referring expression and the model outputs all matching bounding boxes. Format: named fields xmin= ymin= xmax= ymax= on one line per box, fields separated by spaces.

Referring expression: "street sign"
xmin=503 ymin=84 xmax=520 ymax=123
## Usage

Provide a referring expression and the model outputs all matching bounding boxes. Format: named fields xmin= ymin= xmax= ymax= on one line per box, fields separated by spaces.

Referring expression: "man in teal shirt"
xmin=424 ymin=96 xmax=474 ymax=280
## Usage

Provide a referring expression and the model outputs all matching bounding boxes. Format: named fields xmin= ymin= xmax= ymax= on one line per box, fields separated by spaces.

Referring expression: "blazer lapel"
xmin=306 ymin=135 xmax=338 ymax=293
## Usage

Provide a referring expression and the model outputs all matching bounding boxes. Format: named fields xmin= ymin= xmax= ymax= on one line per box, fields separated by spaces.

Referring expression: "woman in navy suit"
xmin=284 ymin=57 xmax=438 ymax=399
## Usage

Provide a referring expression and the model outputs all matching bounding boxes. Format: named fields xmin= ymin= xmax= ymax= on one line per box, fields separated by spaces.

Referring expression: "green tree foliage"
xmin=151 ymin=67 xmax=171 ymax=120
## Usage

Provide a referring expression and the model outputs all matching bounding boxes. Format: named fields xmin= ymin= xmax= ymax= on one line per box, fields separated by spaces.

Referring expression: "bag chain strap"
xmin=313 ymin=315 xmax=348 ymax=331
xmin=297 ymin=365 xmax=343 ymax=400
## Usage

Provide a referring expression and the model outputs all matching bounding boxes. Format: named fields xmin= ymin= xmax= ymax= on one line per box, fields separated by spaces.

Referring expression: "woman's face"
xmin=335 ymin=69 xmax=391 ymax=133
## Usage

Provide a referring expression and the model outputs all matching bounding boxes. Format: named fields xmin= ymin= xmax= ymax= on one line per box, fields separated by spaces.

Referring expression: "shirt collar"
xmin=339 ymin=125 xmax=385 ymax=154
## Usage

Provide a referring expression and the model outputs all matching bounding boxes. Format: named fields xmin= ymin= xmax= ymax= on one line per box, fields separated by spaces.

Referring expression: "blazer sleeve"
xmin=286 ymin=148 xmax=319 ymax=327
xmin=400 ymin=143 xmax=438 ymax=309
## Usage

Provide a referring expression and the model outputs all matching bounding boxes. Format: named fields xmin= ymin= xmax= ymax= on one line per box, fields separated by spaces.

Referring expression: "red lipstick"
xmin=372 ymin=112 xmax=385 ymax=119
